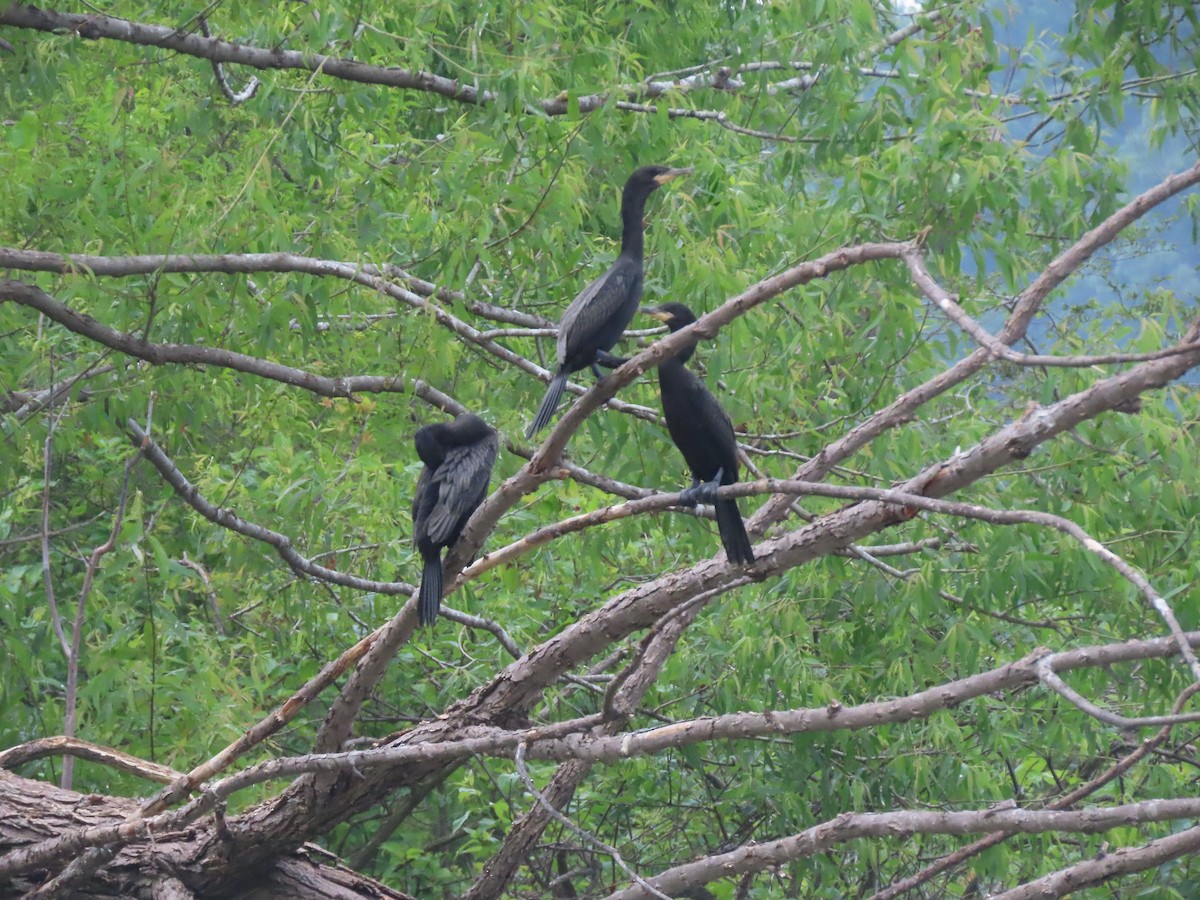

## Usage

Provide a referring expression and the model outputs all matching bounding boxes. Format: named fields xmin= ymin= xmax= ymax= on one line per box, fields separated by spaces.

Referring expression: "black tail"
xmin=716 ymin=499 xmax=755 ymax=566
xmin=527 ymin=372 xmax=567 ymax=438
xmin=418 ymin=554 xmax=444 ymax=626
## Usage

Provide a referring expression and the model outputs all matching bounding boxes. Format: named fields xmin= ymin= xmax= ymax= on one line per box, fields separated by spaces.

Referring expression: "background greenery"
xmin=2 ymin=0 xmax=1199 ymax=896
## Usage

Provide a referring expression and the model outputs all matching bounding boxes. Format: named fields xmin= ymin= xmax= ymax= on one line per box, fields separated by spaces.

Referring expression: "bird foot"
xmin=591 ymin=350 xmax=629 ymax=378
xmin=678 ymin=468 xmax=723 ymax=507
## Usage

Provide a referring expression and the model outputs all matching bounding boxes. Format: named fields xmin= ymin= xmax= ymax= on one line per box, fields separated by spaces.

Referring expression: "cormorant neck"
xmin=619 ymin=184 xmax=655 ymax=258
xmin=661 ymin=335 xmax=697 ymax=366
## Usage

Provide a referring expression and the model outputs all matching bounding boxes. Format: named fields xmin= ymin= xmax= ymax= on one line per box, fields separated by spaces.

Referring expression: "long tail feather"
xmin=418 ymin=555 xmax=444 ymax=626
xmin=715 ymin=499 xmax=755 ymax=566
xmin=527 ymin=372 xmax=567 ymax=438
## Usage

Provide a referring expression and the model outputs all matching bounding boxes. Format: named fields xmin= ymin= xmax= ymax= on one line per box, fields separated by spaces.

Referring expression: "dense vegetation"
xmin=1 ymin=1 xmax=1199 ymax=896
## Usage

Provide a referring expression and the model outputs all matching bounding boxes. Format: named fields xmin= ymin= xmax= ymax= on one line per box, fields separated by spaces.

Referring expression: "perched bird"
xmin=527 ymin=164 xmax=692 ymax=438
xmin=642 ymin=303 xmax=755 ymax=566
xmin=411 ymin=413 xmax=499 ymax=625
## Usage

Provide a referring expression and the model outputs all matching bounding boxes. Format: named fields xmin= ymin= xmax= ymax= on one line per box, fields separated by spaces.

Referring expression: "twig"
xmin=40 ymin=399 xmax=71 ymax=662
xmin=3 ymin=362 xmax=114 ymax=421
xmin=514 ymin=742 xmax=671 ymax=900
xmin=1036 ymin=658 xmax=1200 ymax=727
xmin=177 ymin=553 xmax=225 ymax=634
xmin=903 ymin=249 xmax=1200 ymax=367
xmin=62 ymin=425 xmax=144 ymax=790
xmin=198 ymin=16 xmax=259 ymax=104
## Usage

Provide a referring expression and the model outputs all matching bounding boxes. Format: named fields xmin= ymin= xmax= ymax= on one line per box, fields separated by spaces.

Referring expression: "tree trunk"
xmin=0 ymin=770 xmax=413 ymax=899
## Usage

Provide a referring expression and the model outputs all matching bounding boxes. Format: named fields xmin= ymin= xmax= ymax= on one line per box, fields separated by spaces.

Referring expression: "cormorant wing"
xmin=557 ymin=260 xmax=638 ymax=363
xmin=412 ymin=467 xmax=436 ymax=546
xmin=423 ymin=438 xmax=498 ymax=544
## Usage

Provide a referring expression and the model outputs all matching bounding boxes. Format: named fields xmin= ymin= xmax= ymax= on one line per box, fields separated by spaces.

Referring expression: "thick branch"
xmin=0 ymin=737 xmax=181 ymax=784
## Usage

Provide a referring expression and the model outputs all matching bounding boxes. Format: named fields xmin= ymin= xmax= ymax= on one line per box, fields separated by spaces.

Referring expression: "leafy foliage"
xmin=1 ymin=0 xmax=1199 ymax=896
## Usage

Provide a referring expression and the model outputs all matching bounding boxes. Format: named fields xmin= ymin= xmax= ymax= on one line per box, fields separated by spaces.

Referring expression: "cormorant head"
xmin=446 ymin=413 xmax=494 ymax=441
xmin=416 ymin=413 xmax=494 ymax=464
xmin=641 ymin=302 xmax=697 ymax=333
xmin=624 ymin=165 xmax=693 ymax=199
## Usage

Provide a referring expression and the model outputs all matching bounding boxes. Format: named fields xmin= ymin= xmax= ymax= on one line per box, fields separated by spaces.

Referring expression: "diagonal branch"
xmin=0 ymin=6 xmax=484 ymax=103
xmin=602 ymin=797 xmax=1200 ymax=900
xmin=903 ymin=249 xmax=1200 ymax=367
xmin=989 ymin=824 xmax=1200 ymax=899
xmin=0 ymin=279 xmax=453 ymax=404
xmin=749 ymin=156 xmax=1200 ymax=532
xmin=126 ymin=419 xmax=416 ymax=597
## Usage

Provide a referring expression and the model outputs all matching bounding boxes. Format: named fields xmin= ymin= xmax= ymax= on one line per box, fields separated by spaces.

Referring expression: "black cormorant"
xmin=526 ymin=164 xmax=692 ymax=438
xmin=412 ymin=413 xmax=499 ymax=625
xmin=642 ymin=303 xmax=755 ymax=566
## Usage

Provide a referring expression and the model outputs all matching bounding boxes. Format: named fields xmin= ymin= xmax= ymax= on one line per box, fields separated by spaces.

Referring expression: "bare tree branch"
xmin=989 ymin=824 xmax=1200 ymax=899
xmin=603 ymin=797 xmax=1200 ymax=899
xmin=0 ymin=279 xmax=447 ymax=403
xmin=903 ymin=249 xmax=1200 ymax=367
xmin=62 ymin=435 xmax=143 ymax=790
xmin=39 ymin=399 xmax=70 ymax=662
xmin=0 ymin=736 xmax=182 ymax=784
xmin=0 ymin=4 xmax=940 ymax=146
xmin=0 ymin=253 xmax=662 ymax=422
xmin=126 ymin=419 xmax=416 ymax=597
xmin=868 ymin=682 xmax=1200 ymax=900
xmin=0 ymin=6 xmax=484 ymax=102
xmin=749 ymin=157 xmax=1200 ymax=532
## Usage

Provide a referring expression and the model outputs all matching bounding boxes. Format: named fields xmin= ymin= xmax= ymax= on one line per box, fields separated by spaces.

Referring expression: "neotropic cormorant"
xmin=642 ymin=303 xmax=755 ymax=566
xmin=412 ymin=413 xmax=499 ymax=625
xmin=526 ymin=164 xmax=692 ymax=438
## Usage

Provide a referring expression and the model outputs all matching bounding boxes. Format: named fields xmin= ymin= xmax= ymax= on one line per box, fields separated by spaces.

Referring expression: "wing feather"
xmin=423 ymin=437 xmax=498 ymax=544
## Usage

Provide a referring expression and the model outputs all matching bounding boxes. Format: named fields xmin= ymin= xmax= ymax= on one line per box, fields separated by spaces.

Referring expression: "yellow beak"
xmin=653 ymin=166 xmax=693 ymax=185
